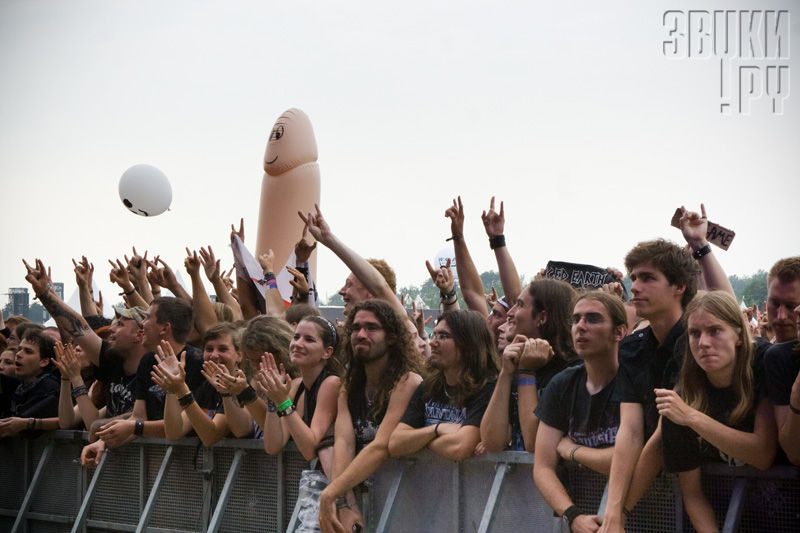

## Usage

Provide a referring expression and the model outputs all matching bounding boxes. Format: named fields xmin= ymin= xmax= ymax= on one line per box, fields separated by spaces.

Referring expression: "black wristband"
xmin=178 ymin=391 xmax=194 ymax=408
xmin=489 ymin=234 xmax=506 ymax=250
xmin=134 ymin=420 xmax=145 ymax=436
xmin=446 ymin=233 xmax=463 ymax=242
xmin=692 ymin=243 xmax=712 ymax=259
xmin=237 ymin=386 xmax=258 ymax=406
xmin=790 ymin=403 xmax=800 ymax=415
xmin=562 ymin=505 xmax=581 ymax=528
xmin=440 ymin=287 xmax=457 ymax=301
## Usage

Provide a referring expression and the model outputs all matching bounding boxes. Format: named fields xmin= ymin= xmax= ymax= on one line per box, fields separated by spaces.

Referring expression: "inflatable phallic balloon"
xmin=118 ymin=164 xmax=172 ymax=217
xmin=256 ymin=108 xmax=320 ymax=286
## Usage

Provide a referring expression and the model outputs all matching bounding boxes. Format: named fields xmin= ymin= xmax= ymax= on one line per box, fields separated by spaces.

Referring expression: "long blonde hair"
xmin=680 ymin=291 xmax=754 ymax=426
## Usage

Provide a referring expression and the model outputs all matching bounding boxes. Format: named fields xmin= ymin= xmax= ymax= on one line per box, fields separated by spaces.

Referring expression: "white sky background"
xmin=1 ymin=0 xmax=798 ymax=310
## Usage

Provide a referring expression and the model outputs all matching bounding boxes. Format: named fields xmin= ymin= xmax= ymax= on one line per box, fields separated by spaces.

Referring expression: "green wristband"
xmin=277 ymin=398 xmax=293 ymax=412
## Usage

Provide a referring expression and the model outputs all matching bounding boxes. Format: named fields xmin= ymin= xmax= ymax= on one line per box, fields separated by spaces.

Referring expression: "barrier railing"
xmin=1 ymin=432 xmax=798 ymax=533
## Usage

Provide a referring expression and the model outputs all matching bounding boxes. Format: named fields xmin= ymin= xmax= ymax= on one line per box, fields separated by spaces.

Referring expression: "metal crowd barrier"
xmin=1 ymin=431 xmax=798 ymax=532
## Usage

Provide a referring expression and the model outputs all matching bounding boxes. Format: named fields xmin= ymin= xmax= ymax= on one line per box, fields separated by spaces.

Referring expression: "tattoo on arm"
xmin=38 ymin=291 xmax=91 ymax=338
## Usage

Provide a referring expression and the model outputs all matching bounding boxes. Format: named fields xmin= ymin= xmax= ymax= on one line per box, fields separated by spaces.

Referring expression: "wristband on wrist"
xmin=277 ymin=398 xmax=293 ymax=412
xmin=123 ymin=287 xmax=135 ymax=296
xmin=692 ymin=243 xmax=712 ymax=259
xmin=134 ymin=420 xmax=145 ymax=436
xmin=489 ymin=235 xmax=506 ymax=250
xmin=434 ymin=422 xmax=441 ymax=438
xmin=237 ymin=386 xmax=258 ymax=406
xmin=569 ymin=444 xmax=583 ymax=462
xmin=266 ymin=399 xmax=277 ymax=413
xmin=27 ymin=417 xmax=35 ymax=430
xmin=446 ymin=233 xmax=463 ymax=242
xmin=517 ymin=369 xmax=536 ymax=377
xmin=152 ymin=289 xmax=161 ymax=295
xmin=790 ymin=403 xmax=800 ymax=415
xmin=517 ymin=376 xmax=536 ymax=387
xmin=335 ymin=496 xmax=350 ymax=510
xmin=71 ymin=385 xmax=89 ymax=401
xmin=178 ymin=391 xmax=195 ymax=408
xmin=562 ymin=505 xmax=581 ymax=529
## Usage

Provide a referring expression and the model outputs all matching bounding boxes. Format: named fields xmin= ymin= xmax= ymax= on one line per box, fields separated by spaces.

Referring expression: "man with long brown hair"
xmin=388 ymin=310 xmax=499 ymax=460
xmin=318 ymin=299 xmax=424 ymax=533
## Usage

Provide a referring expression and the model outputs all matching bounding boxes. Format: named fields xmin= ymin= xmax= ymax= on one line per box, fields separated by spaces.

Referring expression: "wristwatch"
xmin=277 ymin=404 xmax=295 ymax=418
xmin=561 ymin=505 xmax=581 ymax=531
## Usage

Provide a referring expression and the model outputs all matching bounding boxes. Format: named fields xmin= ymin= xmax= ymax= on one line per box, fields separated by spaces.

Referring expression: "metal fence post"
xmin=70 ymin=450 xmax=109 ymax=533
xmin=207 ymin=449 xmax=244 ymax=533
xmin=477 ymin=461 xmax=509 ymax=533
xmin=10 ymin=441 xmax=54 ymax=533
xmin=134 ymin=445 xmax=174 ymax=533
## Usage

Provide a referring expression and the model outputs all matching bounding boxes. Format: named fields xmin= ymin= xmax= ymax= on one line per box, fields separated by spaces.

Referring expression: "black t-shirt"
xmin=95 ymin=340 xmax=137 ymax=417
xmin=1 ymin=374 xmax=21 ymax=418
xmin=662 ymin=384 xmax=757 ymax=472
xmin=506 ymin=355 xmax=581 ymax=451
xmin=352 ymin=395 xmax=381 ymax=452
xmin=400 ymin=381 xmax=495 ymax=428
xmin=764 ymin=340 xmax=800 ymax=406
xmin=535 ymin=364 xmax=619 ymax=449
xmin=613 ymin=322 xmax=685 ymax=439
xmin=134 ymin=344 xmax=204 ymax=421
xmin=11 ymin=372 xmax=60 ymax=419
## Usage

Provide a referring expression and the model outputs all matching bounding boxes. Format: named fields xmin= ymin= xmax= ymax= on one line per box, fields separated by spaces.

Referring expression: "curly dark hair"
xmin=425 ymin=310 xmax=499 ymax=408
xmin=343 ymin=299 xmax=425 ymax=423
xmin=624 ymin=239 xmax=699 ymax=309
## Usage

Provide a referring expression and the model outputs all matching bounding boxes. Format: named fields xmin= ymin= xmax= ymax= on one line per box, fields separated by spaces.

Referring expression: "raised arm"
xmin=185 ymin=248 xmax=217 ymax=337
xmin=257 ymin=250 xmax=287 ymax=317
xmin=73 ymin=256 xmax=97 ymax=317
xmin=679 ymin=204 xmax=734 ymax=296
xmin=299 ymin=205 xmax=405 ymax=317
xmin=199 ymin=246 xmax=243 ymax=320
xmin=125 ymin=247 xmax=154 ymax=303
xmin=445 ymin=197 xmax=487 ymax=316
xmin=425 ymin=259 xmax=459 ymax=312
xmin=482 ymin=197 xmax=522 ymax=305
xmin=109 ymin=258 xmax=149 ymax=309
xmin=23 ymin=259 xmax=102 ymax=365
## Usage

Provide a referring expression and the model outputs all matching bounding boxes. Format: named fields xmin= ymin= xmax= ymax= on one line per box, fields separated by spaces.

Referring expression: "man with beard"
xmin=317 ymin=300 xmax=424 ymax=533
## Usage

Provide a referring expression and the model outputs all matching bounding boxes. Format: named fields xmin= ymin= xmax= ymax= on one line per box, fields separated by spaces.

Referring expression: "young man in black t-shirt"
xmin=763 ymin=257 xmax=800 ymax=465
xmin=534 ymin=291 xmax=627 ymax=532
xmin=389 ymin=310 xmax=498 ymax=461
xmin=82 ymin=297 xmax=199 ymax=466
xmin=600 ymin=204 xmax=735 ymax=533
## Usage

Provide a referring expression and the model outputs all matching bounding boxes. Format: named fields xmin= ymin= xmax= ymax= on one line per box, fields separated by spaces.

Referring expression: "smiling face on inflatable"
xmin=118 ymin=164 xmax=172 ymax=217
xmin=263 ymin=108 xmax=318 ymax=176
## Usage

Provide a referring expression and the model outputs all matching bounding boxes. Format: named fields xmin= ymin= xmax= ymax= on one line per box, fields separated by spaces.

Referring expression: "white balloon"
xmin=434 ymin=247 xmax=458 ymax=280
xmin=118 ymin=164 xmax=172 ymax=217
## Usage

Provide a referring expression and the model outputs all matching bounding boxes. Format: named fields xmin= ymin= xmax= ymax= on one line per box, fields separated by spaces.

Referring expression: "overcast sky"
xmin=1 ymin=0 xmax=797 ymax=311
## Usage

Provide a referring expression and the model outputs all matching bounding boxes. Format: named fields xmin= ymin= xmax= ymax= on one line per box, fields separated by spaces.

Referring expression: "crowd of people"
xmin=0 ymin=198 xmax=798 ymax=533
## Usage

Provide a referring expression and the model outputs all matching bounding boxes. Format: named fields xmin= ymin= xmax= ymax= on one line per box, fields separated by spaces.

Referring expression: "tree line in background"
xmin=326 ymin=269 xmax=771 ymax=311
xmin=2 ymin=270 xmax=770 ymax=324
